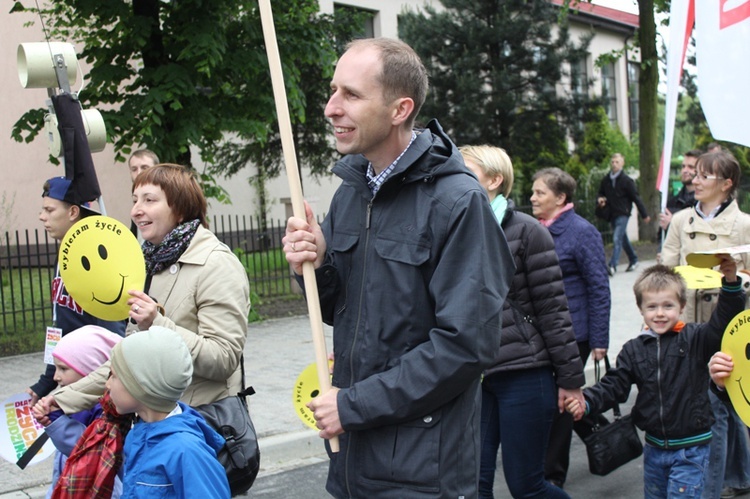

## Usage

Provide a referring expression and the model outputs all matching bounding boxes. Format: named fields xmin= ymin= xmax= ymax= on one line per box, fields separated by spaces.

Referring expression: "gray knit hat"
xmin=110 ymin=326 xmax=193 ymax=413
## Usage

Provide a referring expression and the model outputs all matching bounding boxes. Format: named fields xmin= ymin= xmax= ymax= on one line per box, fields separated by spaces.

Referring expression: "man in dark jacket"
xmin=657 ymin=149 xmax=700 ymax=253
xmin=283 ymin=38 xmax=513 ymax=498
xmin=597 ymin=153 xmax=650 ymax=275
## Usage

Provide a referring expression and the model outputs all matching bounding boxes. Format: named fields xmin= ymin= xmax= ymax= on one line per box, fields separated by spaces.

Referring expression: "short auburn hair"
xmin=133 ymin=164 xmax=208 ymax=228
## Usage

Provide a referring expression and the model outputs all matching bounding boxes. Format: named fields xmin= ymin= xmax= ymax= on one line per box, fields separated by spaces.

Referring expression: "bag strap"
xmin=594 ymin=356 xmax=622 ymax=419
xmin=238 ymin=354 xmax=255 ymax=399
xmin=16 ymin=432 xmax=49 ymax=469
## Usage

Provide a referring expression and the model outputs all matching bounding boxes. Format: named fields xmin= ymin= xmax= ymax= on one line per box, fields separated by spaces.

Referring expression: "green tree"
xmin=636 ymin=0 xmax=661 ymax=241
xmin=10 ymin=0 xmax=352 ymax=185
xmin=398 ymin=0 xmax=598 ymax=196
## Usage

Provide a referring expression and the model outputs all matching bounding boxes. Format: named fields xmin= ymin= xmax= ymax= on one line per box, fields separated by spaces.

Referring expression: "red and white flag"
xmin=696 ymin=0 xmax=750 ymax=148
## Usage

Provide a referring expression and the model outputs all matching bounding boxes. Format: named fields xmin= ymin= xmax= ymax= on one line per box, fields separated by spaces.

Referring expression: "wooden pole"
xmin=257 ymin=0 xmax=339 ymax=453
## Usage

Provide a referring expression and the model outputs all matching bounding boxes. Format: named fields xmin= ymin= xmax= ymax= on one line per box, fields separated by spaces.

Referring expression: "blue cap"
xmin=43 ymin=177 xmax=95 ymax=212
xmin=42 ymin=177 xmax=72 ymax=202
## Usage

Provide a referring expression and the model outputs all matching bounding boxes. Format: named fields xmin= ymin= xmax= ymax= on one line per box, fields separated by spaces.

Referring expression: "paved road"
xmin=1 ymin=260 xmax=652 ymax=498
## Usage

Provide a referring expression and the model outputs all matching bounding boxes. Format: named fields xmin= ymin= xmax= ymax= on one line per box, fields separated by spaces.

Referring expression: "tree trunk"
xmin=638 ymin=0 xmax=659 ymax=242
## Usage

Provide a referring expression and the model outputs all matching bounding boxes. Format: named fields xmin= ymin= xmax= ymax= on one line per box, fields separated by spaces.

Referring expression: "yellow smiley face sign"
xmin=58 ymin=216 xmax=145 ymax=321
xmin=721 ymin=310 xmax=750 ymax=427
xmin=293 ymin=362 xmax=335 ymax=430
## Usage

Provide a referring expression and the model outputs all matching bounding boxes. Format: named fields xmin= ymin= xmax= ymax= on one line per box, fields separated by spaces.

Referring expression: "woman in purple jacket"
xmin=530 ymin=167 xmax=612 ymax=488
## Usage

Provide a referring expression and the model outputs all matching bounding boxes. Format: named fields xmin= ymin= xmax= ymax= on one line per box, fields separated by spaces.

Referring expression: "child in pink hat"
xmin=33 ymin=325 xmax=122 ymax=499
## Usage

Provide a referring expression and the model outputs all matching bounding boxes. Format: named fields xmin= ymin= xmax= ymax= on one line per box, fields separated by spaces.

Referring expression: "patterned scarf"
xmin=51 ymin=391 xmax=134 ymax=499
xmin=142 ymin=219 xmax=200 ymax=276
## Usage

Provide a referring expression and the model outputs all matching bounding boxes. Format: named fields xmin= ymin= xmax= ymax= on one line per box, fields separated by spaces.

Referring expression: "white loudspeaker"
xmin=44 ymin=109 xmax=107 ymax=157
xmin=18 ymin=42 xmax=78 ymax=89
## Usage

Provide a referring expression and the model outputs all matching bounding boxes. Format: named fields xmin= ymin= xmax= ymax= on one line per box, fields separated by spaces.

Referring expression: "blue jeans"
xmin=702 ymin=390 xmax=750 ymax=499
xmin=644 ymin=443 xmax=710 ymax=498
xmin=480 ymin=367 xmax=568 ymax=499
xmin=610 ymin=215 xmax=637 ymax=268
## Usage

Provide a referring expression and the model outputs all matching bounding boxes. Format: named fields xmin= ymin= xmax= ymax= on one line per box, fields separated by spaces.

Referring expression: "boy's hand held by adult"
xmin=557 ymin=387 xmax=585 ymax=414
xmin=563 ymin=396 xmax=584 ymax=421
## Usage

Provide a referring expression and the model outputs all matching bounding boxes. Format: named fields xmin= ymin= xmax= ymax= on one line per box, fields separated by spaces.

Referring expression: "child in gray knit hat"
xmin=107 ymin=326 xmax=230 ymax=497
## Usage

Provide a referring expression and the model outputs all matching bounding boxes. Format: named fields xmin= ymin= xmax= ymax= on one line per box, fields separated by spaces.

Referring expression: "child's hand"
xmin=709 ymin=351 xmax=734 ymax=389
xmin=717 ymin=253 xmax=738 ymax=283
xmin=25 ymin=388 xmax=39 ymax=407
xmin=564 ymin=396 xmax=585 ymax=421
xmin=32 ymin=395 xmax=60 ymax=427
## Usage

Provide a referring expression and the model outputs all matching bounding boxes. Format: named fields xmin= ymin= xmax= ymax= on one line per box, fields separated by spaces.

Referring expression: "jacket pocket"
xmin=330 ymin=231 xmax=359 ymax=253
xmin=358 ymin=411 xmax=441 ymax=493
xmin=374 ymin=236 xmax=430 ymax=266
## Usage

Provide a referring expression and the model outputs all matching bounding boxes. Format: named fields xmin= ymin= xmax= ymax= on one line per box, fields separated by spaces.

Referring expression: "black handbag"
xmin=594 ymin=200 xmax=612 ymax=222
xmin=583 ymin=357 xmax=643 ymax=476
xmin=195 ymin=358 xmax=261 ymax=496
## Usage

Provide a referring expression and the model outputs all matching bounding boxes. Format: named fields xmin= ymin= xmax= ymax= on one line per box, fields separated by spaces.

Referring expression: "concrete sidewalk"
xmin=0 ymin=261 xmax=652 ymax=498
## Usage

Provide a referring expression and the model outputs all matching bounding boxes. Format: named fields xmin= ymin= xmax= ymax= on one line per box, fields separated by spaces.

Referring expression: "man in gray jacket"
xmin=284 ymin=38 xmax=512 ymax=498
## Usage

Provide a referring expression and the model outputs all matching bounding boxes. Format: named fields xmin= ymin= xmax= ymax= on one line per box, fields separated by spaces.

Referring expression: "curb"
xmin=0 ymin=429 xmax=327 ymax=498
xmin=258 ymin=430 xmax=327 ymax=474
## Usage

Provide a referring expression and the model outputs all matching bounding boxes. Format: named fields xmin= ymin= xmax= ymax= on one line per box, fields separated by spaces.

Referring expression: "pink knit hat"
xmin=52 ymin=325 xmax=123 ymax=377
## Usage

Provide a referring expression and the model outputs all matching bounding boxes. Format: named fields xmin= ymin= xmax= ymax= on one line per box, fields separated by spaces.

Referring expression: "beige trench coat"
xmin=661 ymin=200 xmax=750 ymax=322
xmin=54 ymin=226 xmax=250 ymax=413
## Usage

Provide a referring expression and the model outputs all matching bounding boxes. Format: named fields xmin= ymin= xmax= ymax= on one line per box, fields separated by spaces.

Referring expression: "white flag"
xmin=696 ymin=0 xmax=750 ymax=147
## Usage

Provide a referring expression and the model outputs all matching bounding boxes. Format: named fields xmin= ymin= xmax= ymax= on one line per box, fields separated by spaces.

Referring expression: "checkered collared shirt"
xmin=366 ymin=131 xmax=417 ymax=195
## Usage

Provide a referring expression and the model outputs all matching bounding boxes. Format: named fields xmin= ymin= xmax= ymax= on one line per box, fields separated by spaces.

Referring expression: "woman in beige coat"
xmin=41 ymin=164 xmax=250 ymax=415
xmin=661 ymin=150 xmax=750 ymax=322
xmin=660 ymin=150 xmax=750 ymax=499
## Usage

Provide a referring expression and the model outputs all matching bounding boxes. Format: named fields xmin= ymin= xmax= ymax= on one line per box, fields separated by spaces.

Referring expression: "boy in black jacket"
xmin=565 ymin=261 xmax=744 ymax=498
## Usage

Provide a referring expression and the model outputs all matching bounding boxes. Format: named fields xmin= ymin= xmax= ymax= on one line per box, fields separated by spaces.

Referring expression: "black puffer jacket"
xmin=484 ymin=201 xmax=584 ymax=390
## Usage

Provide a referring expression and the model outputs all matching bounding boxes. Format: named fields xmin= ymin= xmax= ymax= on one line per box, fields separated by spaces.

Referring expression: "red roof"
xmin=550 ymin=0 xmax=640 ymax=29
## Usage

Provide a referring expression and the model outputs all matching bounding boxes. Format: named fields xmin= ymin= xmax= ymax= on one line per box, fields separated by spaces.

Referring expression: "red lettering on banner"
xmin=720 ymin=0 xmax=750 ymax=29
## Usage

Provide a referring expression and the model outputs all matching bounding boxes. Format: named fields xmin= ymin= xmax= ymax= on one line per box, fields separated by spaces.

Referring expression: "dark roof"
xmin=550 ymin=0 xmax=639 ymax=33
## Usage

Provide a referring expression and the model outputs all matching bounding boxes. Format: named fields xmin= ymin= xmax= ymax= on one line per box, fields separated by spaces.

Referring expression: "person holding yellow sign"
xmin=37 ymin=165 xmax=250 ymax=421
xmin=565 ymin=261 xmax=744 ymax=498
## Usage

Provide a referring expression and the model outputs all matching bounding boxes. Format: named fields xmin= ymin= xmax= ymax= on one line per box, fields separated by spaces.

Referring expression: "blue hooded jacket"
xmin=121 ymin=402 xmax=229 ymax=498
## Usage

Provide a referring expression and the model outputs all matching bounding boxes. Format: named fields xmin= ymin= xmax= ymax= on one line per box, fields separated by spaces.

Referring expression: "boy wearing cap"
xmin=28 ymin=177 xmax=126 ymax=404
xmin=107 ymin=326 xmax=230 ymax=498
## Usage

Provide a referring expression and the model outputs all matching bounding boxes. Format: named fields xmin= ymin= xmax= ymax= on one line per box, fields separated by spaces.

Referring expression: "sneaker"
xmin=625 ymin=261 xmax=639 ymax=272
xmin=722 ymin=486 xmax=750 ymax=499
xmin=608 ymin=265 xmax=616 ymax=277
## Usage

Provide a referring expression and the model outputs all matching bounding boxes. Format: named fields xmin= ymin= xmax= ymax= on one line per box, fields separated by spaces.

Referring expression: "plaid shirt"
xmin=366 ymin=131 xmax=417 ymax=195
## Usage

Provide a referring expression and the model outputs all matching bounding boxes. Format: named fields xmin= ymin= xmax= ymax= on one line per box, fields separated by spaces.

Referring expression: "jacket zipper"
xmin=656 ymin=336 xmax=668 ymax=447
xmin=345 ymin=199 xmax=373 ymax=497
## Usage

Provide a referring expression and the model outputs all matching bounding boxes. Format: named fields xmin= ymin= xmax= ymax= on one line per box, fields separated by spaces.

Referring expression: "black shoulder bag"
xmin=195 ymin=357 xmax=261 ymax=496
xmin=583 ymin=356 xmax=643 ymax=476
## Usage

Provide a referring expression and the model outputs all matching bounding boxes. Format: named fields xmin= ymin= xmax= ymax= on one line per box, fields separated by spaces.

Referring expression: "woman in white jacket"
xmin=660 ymin=150 xmax=750 ymax=499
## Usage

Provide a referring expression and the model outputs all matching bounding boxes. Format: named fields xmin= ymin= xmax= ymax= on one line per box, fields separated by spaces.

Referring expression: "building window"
xmin=601 ymin=62 xmax=617 ymax=126
xmin=627 ymin=61 xmax=640 ymax=135
xmin=571 ymin=57 xmax=588 ymax=96
xmin=334 ymin=4 xmax=375 ymax=48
